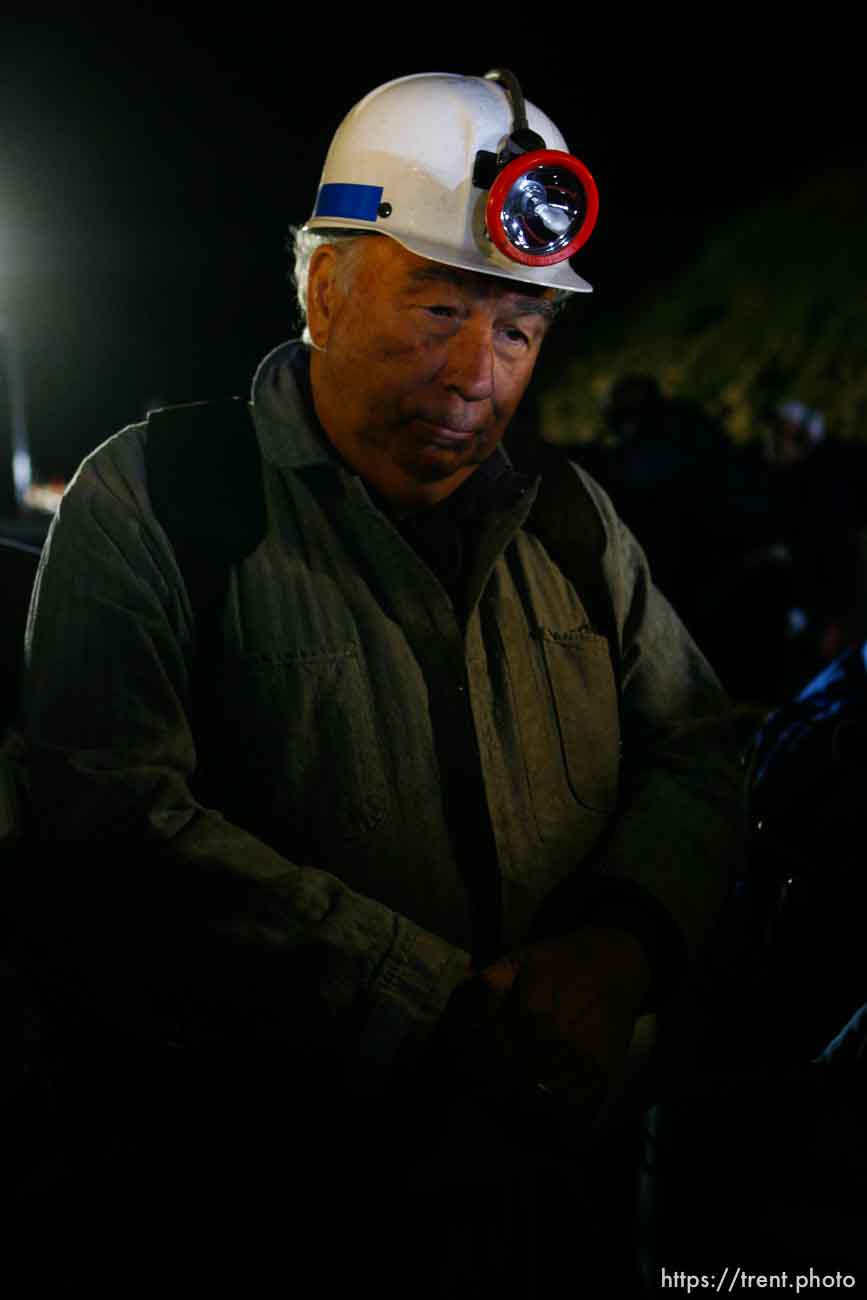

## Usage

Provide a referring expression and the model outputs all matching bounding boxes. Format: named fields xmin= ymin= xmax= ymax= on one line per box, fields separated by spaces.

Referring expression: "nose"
xmin=442 ymin=320 xmax=495 ymax=402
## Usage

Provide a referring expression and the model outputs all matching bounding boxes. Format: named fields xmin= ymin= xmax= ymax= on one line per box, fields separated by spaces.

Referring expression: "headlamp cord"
xmin=483 ymin=68 xmax=547 ymax=160
xmin=484 ymin=68 xmax=528 ymax=131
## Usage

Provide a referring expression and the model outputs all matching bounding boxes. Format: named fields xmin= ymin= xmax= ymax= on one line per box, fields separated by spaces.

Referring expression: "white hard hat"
xmin=304 ymin=70 xmax=598 ymax=294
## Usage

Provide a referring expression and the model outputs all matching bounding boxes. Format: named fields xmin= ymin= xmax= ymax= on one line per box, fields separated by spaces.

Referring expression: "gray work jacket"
xmin=21 ymin=341 xmax=742 ymax=1084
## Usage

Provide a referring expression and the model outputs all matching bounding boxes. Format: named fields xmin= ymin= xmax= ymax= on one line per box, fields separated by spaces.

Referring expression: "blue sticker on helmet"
xmin=313 ymin=183 xmax=384 ymax=221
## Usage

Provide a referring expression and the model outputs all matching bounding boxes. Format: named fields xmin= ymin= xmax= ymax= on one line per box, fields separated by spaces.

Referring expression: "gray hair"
xmin=289 ymin=226 xmax=371 ymax=345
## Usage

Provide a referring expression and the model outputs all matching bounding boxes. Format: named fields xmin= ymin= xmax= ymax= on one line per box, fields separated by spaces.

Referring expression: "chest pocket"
xmin=204 ymin=642 xmax=390 ymax=850
xmin=533 ymin=623 xmax=620 ymax=813
xmin=481 ymin=519 xmax=621 ymax=844
xmin=509 ymin=620 xmax=620 ymax=843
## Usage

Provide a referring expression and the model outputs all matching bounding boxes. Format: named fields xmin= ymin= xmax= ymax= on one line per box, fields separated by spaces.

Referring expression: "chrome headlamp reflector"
xmin=486 ymin=149 xmax=599 ymax=267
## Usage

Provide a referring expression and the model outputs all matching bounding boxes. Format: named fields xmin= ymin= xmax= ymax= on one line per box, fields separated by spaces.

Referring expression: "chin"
xmin=423 ymin=430 xmax=496 ymax=465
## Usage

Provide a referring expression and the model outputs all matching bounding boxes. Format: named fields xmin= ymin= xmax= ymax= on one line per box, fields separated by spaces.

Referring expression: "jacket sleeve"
xmin=17 ymin=430 xmax=469 ymax=1091
xmin=532 ymin=463 xmax=746 ymax=1002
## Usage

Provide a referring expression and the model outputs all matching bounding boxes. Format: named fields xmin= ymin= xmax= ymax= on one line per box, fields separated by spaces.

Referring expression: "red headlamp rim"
xmin=486 ymin=149 xmax=599 ymax=267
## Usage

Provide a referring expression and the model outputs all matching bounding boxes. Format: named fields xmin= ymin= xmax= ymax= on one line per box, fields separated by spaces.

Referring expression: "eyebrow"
xmin=407 ymin=266 xmax=557 ymax=322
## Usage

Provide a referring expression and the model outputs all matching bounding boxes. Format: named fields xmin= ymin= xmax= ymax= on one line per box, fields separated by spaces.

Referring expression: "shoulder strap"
xmin=145 ymin=398 xmax=267 ymax=622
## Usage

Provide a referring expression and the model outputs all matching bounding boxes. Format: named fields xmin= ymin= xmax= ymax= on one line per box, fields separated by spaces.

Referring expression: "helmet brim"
xmin=303 ymin=219 xmax=593 ymax=294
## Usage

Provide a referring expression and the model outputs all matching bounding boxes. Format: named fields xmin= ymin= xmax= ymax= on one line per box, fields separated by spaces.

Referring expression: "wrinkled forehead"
xmin=411 ymin=265 xmax=559 ymax=329
xmin=359 ymin=233 xmax=558 ymax=316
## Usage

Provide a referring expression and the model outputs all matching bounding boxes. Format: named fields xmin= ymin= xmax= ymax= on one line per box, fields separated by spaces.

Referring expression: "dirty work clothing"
xmin=18 ymin=340 xmax=741 ymax=1093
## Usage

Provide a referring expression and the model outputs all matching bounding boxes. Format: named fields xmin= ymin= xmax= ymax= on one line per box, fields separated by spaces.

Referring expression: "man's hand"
xmin=432 ymin=926 xmax=653 ymax=1130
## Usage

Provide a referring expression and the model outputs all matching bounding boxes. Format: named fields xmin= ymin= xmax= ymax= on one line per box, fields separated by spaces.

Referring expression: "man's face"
xmin=307 ymin=236 xmax=555 ymax=510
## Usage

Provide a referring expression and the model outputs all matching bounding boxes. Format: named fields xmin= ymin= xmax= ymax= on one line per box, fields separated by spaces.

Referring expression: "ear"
xmin=306 ymin=245 xmax=340 ymax=351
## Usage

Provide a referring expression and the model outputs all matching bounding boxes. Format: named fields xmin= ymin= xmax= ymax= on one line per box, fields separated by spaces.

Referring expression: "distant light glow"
xmin=13 ymin=449 xmax=32 ymax=497
xmin=22 ymin=479 xmax=65 ymax=514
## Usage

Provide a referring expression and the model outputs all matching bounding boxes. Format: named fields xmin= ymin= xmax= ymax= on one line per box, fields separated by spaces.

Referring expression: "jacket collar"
xmin=250 ymin=339 xmax=341 ymax=471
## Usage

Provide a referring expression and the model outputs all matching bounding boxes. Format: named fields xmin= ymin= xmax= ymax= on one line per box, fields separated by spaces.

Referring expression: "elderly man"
xmin=13 ymin=70 xmax=741 ymax=1289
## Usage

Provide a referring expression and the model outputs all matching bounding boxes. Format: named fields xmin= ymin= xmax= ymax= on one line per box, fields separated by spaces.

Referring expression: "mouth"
xmin=414 ymin=418 xmax=482 ymax=446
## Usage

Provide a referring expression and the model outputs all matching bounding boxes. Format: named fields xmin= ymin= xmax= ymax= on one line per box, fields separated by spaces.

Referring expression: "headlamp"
xmin=487 ymin=149 xmax=598 ymax=266
xmin=477 ymin=69 xmax=599 ymax=268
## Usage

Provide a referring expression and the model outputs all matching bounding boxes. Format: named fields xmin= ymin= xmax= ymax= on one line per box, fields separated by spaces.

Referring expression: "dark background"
xmin=1 ymin=11 xmax=861 ymax=481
